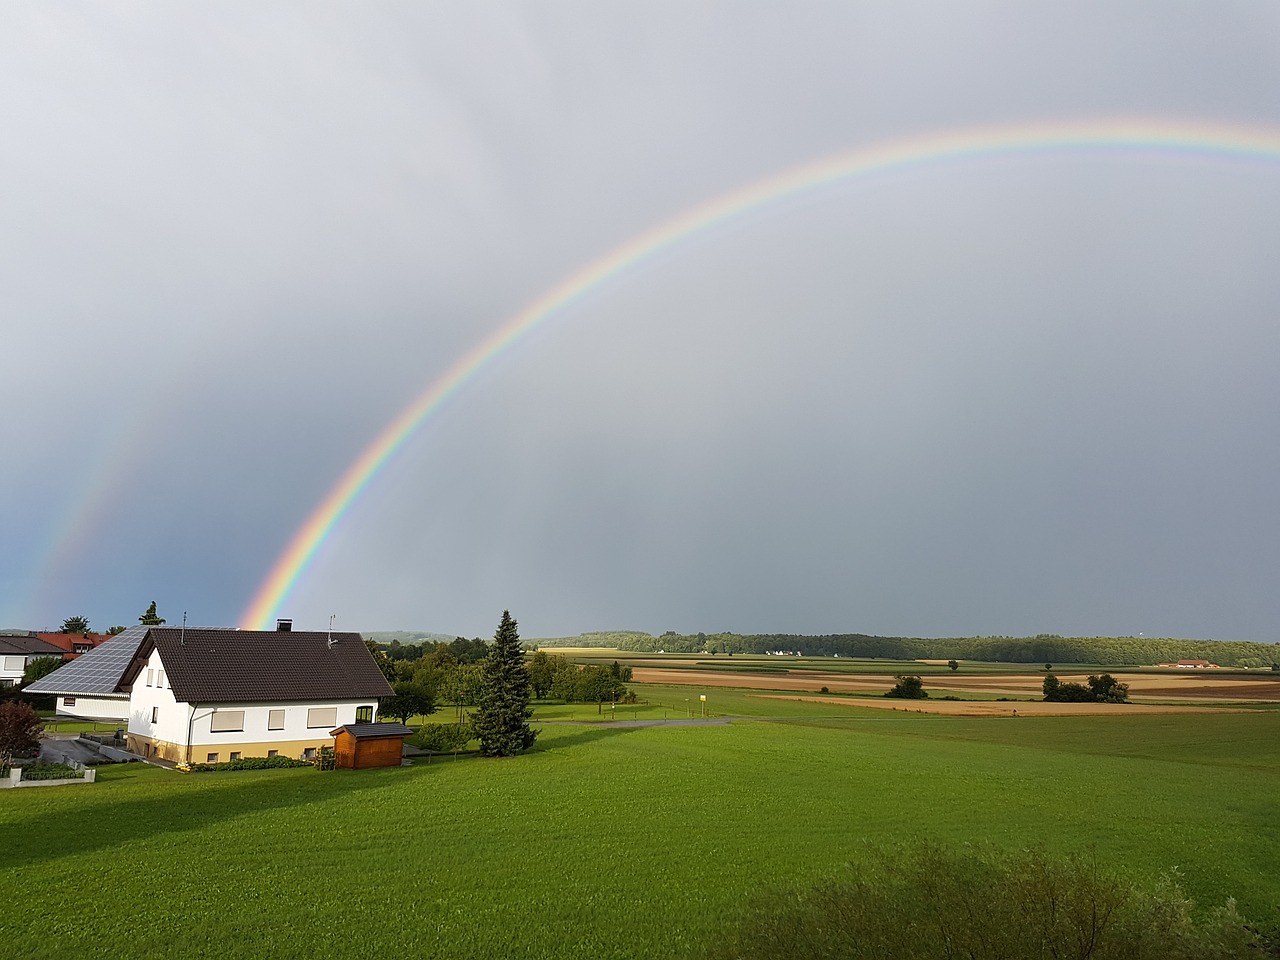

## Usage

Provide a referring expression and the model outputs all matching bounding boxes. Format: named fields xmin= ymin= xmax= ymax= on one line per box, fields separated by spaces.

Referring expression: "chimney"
xmin=276 ymin=619 xmax=293 ymax=632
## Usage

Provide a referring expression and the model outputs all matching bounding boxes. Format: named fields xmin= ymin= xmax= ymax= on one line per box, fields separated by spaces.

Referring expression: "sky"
xmin=4 ymin=2 xmax=1280 ymax=642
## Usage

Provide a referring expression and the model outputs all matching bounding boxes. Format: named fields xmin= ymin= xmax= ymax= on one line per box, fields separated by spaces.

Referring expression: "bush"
xmin=19 ymin=761 xmax=81 ymax=781
xmin=1044 ymin=672 xmax=1130 ymax=703
xmin=186 ymin=756 xmax=312 ymax=772
xmin=710 ymin=844 xmax=1267 ymax=960
xmin=415 ymin=722 xmax=475 ymax=753
xmin=885 ymin=675 xmax=928 ymax=699
xmin=0 ymin=700 xmax=43 ymax=762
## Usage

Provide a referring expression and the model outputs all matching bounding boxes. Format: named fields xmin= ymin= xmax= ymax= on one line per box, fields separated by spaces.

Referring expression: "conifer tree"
xmin=138 ymin=601 xmax=165 ymax=626
xmin=473 ymin=610 xmax=537 ymax=757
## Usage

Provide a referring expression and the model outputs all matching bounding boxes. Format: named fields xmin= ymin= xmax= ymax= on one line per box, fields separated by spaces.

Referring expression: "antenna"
xmin=181 ymin=611 xmax=187 ymax=645
xmin=327 ymin=614 xmax=336 ymax=649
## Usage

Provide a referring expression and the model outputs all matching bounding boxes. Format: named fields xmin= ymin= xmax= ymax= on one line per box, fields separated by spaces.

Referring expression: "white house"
xmin=0 ymin=635 xmax=67 ymax=687
xmin=28 ymin=623 xmax=394 ymax=763
xmin=24 ymin=626 xmax=147 ymax=721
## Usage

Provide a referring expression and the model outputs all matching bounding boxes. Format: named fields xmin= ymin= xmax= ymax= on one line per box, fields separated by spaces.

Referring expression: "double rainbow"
xmin=241 ymin=118 xmax=1280 ymax=629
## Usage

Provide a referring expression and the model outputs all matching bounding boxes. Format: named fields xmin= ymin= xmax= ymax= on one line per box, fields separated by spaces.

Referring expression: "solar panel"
xmin=25 ymin=625 xmax=150 ymax=696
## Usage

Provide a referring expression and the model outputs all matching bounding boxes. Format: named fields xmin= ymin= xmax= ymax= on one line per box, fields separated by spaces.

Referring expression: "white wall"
xmin=57 ymin=695 xmax=129 ymax=721
xmin=127 ymin=648 xmax=183 ymax=744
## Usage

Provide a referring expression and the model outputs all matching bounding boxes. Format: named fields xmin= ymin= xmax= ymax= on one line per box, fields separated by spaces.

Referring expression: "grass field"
xmin=4 ymin=705 xmax=1277 ymax=959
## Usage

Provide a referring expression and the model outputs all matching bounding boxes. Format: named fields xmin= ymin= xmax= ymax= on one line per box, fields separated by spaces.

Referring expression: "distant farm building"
xmin=1159 ymin=659 xmax=1221 ymax=669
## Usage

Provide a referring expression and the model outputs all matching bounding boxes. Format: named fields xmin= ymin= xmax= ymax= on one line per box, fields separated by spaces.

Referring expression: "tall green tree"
xmin=22 ymin=657 xmax=62 ymax=685
xmin=473 ymin=610 xmax=537 ymax=757
xmin=138 ymin=602 xmax=165 ymax=626
xmin=60 ymin=616 xmax=90 ymax=634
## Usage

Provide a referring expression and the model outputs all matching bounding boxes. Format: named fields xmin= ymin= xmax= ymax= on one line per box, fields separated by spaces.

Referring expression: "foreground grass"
xmin=3 ymin=712 xmax=1277 ymax=959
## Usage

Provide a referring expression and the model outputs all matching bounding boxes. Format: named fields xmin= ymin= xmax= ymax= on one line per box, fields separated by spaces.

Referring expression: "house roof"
xmin=330 ymin=722 xmax=415 ymax=739
xmin=31 ymin=633 xmax=113 ymax=658
xmin=24 ymin=626 xmax=149 ymax=696
xmin=125 ymin=628 xmax=393 ymax=704
xmin=0 ymin=635 xmax=68 ymax=658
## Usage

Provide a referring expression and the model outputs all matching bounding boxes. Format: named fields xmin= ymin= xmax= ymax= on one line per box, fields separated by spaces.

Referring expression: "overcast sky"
xmin=4 ymin=3 xmax=1280 ymax=641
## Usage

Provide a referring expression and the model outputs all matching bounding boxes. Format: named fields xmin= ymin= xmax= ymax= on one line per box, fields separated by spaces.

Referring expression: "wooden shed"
xmin=329 ymin=722 xmax=414 ymax=769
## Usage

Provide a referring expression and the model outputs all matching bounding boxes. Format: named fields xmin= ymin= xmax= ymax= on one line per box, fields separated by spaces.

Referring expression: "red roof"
xmin=32 ymin=633 xmax=114 ymax=659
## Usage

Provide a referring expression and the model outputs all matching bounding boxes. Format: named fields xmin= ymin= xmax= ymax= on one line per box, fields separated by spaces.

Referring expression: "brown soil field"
xmin=751 ymin=695 xmax=1243 ymax=717
xmin=630 ymin=666 xmax=1280 ymax=705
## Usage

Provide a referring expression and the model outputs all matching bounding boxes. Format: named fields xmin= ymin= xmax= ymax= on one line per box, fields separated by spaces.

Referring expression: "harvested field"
xmin=630 ymin=666 xmax=1280 ymax=704
xmin=753 ymin=695 xmax=1245 ymax=717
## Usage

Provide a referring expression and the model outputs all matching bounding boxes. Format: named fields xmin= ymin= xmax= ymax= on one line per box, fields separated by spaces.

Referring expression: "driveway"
xmin=38 ymin=735 xmax=106 ymax=766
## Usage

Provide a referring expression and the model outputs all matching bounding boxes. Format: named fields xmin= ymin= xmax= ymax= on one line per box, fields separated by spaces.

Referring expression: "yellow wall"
xmin=128 ymin=734 xmax=335 ymax=764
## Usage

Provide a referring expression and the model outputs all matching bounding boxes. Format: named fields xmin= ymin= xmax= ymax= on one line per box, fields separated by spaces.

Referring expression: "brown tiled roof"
xmin=129 ymin=629 xmax=393 ymax=704
xmin=0 ymin=635 xmax=66 ymax=657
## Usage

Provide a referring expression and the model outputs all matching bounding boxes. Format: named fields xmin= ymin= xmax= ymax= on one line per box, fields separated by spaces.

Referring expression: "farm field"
xmin=4 ymin=709 xmax=1278 ymax=959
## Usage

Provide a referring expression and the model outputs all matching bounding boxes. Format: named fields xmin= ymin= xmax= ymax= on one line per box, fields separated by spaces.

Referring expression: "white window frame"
xmin=267 ymin=709 xmax=285 ymax=731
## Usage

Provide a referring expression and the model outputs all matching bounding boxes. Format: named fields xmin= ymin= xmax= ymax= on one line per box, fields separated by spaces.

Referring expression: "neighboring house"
xmin=0 ymin=635 xmax=67 ymax=687
xmin=24 ymin=626 xmax=150 ymax=720
xmin=31 ymin=632 xmax=114 ymax=659
xmin=34 ymin=622 xmax=394 ymax=763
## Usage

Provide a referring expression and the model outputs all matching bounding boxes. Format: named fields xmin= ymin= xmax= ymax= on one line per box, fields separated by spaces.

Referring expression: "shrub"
xmin=187 ymin=756 xmax=312 ymax=772
xmin=885 ymin=675 xmax=928 ymax=699
xmin=19 ymin=761 xmax=81 ymax=781
xmin=0 ymin=700 xmax=43 ymax=763
xmin=710 ymin=844 xmax=1267 ymax=960
xmin=415 ymin=722 xmax=475 ymax=753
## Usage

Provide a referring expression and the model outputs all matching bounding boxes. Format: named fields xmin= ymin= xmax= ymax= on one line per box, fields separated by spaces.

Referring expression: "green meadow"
xmin=3 ymin=702 xmax=1277 ymax=959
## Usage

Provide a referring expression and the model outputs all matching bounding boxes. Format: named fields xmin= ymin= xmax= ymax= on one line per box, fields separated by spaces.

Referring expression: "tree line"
xmin=533 ymin=630 xmax=1279 ymax=668
xmin=370 ymin=639 xmax=634 ymax=725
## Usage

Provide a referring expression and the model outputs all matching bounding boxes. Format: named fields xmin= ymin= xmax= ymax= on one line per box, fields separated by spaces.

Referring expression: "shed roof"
xmin=330 ymin=722 xmax=414 ymax=739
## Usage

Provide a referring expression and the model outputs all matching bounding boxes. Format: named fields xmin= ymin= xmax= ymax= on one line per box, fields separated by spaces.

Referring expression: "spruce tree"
xmin=474 ymin=610 xmax=537 ymax=757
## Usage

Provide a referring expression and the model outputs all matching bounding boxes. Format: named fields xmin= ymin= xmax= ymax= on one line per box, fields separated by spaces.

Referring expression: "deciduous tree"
xmin=473 ymin=610 xmax=536 ymax=757
xmin=22 ymin=657 xmax=62 ymax=685
xmin=885 ymin=675 xmax=928 ymax=699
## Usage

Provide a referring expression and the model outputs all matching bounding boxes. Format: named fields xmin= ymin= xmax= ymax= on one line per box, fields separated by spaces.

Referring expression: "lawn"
xmin=3 ymin=711 xmax=1277 ymax=959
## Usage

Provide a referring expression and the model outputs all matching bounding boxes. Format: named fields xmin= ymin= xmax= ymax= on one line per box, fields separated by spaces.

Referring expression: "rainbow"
xmin=240 ymin=117 xmax=1280 ymax=628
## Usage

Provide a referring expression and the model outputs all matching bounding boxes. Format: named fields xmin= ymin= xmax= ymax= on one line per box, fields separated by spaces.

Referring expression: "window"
xmin=355 ymin=705 xmax=374 ymax=723
xmin=267 ymin=750 xmax=278 ymax=758
xmin=64 ymin=697 xmax=77 ymax=707
xmin=207 ymin=752 xmax=218 ymax=763
xmin=3 ymin=656 xmax=24 ymax=672
xmin=157 ymin=670 xmax=165 ymax=688
xmin=267 ymin=709 xmax=285 ymax=730
xmin=146 ymin=669 xmax=154 ymax=687
xmin=229 ymin=752 xmax=241 ymax=761
xmin=210 ymin=710 xmax=245 ymax=733
xmin=302 ymin=747 xmax=316 ymax=759
xmin=306 ymin=707 xmax=337 ymax=729
xmin=151 ymin=706 xmax=158 ymax=723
